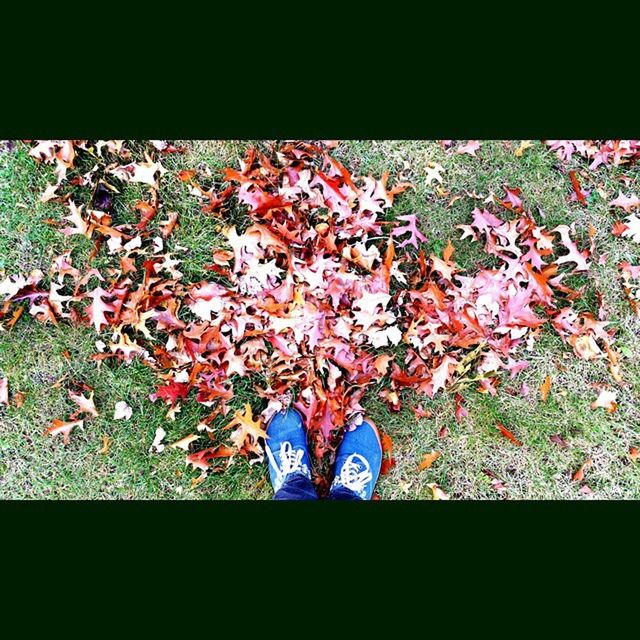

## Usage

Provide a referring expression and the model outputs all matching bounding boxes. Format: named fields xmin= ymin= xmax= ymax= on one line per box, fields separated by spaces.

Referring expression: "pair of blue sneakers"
xmin=265 ymin=408 xmax=382 ymax=500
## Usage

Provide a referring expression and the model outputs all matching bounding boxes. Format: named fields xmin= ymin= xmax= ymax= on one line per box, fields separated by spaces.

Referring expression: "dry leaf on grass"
xmin=417 ymin=450 xmax=441 ymax=471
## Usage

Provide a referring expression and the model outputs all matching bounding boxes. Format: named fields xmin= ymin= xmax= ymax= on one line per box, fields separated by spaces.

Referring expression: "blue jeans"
xmin=273 ymin=473 xmax=361 ymax=500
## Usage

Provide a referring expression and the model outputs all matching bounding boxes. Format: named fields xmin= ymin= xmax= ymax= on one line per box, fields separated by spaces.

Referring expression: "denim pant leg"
xmin=273 ymin=473 xmax=319 ymax=500
xmin=327 ymin=486 xmax=362 ymax=501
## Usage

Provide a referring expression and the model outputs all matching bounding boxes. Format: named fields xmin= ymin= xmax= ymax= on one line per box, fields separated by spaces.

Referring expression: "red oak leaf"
xmin=611 ymin=221 xmax=629 ymax=237
xmin=456 ymin=140 xmax=481 ymax=156
xmin=609 ymin=191 xmax=640 ymax=213
xmin=391 ymin=214 xmax=427 ymax=249
xmin=45 ymin=419 xmax=84 ymax=445
xmin=156 ymin=382 xmax=190 ymax=405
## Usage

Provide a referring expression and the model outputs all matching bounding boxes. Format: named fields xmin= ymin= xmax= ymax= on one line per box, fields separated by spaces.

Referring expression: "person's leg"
xmin=273 ymin=473 xmax=318 ymax=500
xmin=266 ymin=408 xmax=318 ymax=501
xmin=327 ymin=420 xmax=382 ymax=501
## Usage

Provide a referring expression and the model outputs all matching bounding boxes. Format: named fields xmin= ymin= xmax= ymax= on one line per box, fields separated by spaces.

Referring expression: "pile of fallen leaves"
xmin=0 ymin=140 xmax=636 ymax=492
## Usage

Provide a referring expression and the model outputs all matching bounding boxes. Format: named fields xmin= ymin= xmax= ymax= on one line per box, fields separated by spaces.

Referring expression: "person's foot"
xmin=265 ymin=408 xmax=313 ymax=494
xmin=329 ymin=420 xmax=382 ymax=500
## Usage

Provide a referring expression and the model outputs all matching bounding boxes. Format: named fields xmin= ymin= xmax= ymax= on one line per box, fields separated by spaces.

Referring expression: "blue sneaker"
xmin=265 ymin=408 xmax=313 ymax=494
xmin=329 ymin=420 xmax=382 ymax=500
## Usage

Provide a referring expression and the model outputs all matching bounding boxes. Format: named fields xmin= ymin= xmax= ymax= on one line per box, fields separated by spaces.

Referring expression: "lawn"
xmin=0 ymin=140 xmax=639 ymax=499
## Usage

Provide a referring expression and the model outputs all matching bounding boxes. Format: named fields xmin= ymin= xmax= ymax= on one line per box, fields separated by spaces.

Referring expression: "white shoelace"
xmin=332 ymin=453 xmax=372 ymax=499
xmin=266 ymin=441 xmax=310 ymax=493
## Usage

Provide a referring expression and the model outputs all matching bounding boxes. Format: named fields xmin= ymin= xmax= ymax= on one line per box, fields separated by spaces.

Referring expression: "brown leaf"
xmin=496 ymin=422 xmax=522 ymax=446
xmin=549 ymin=433 xmax=569 ymax=448
xmin=418 ymin=450 xmax=441 ymax=471
xmin=14 ymin=391 xmax=26 ymax=409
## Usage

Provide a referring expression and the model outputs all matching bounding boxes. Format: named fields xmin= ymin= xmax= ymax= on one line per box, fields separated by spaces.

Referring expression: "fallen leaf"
xmin=456 ymin=140 xmax=481 ymax=156
xmin=609 ymin=191 xmax=640 ymax=213
xmin=591 ymin=388 xmax=618 ymax=413
xmin=496 ymin=422 xmax=522 ymax=446
xmin=169 ymin=434 xmax=200 ymax=451
xmin=622 ymin=213 xmax=640 ymax=243
xmin=540 ymin=375 xmax=552 ymax=402
xmin=611 ymin=220 xmax=628 ymax=237
xmin=427 ymin=482 xmax=449 ymax=500
xmin=418 ymin=450 xmax=441 ymax=471
xmin=40 ymin=183 xmax=59 ymax=202
xmin=569 ymin=171 xmax=587 ymax=206
xmin=14 ymin=391 xmax=26 ymax=408
xmin=549 ymin=433 xmax=569 ymax=448
xmin=442 ymin=238 xmax=455 ymax=262
xmin=380 ymin=431 xmax=396 ymax=475
xmin=412 ymin=404 xmax=433 ymax=419
xmin=0 ymin=377 xmax=8 ymax=406
xmin=45 ymin=419 xmax=83 ymax=445
xmin=113 ymin=401 xmax=133 ymax=420
xmin=571 ymin=458 xmax=593 ymax=483
xmin=99 ymin=435 xmax=111 ymax=455
xmin=629 ymin=447 xmax=639 ymax=463
xmin=149 ymin=427 xmax=167 ymax=453
xmin=391 ymin=214 xmax=427 ymax=249
xmin=514 ymin=140 xmax=533 ymax=157
xmin=69 ymin=390 xmax=99 ymax=418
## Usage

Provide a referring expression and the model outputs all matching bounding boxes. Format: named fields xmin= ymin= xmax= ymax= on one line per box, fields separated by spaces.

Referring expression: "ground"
xmin=0 ymin=140 xmax=639 ymax=499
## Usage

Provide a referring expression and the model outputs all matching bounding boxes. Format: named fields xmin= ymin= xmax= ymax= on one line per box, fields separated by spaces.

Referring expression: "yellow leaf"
xmin=427 ymin=482 xmax=449 ymax=500
xmin=99 ymin=435 xmax=111 ymax=455
xmin=515 ymin=140 xmax=533 ymax=157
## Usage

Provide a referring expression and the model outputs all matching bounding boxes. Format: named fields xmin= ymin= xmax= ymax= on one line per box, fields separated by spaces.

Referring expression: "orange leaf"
xmin=571 ymin=458 xmax=593 ymax=483
xmin=418 ymin=450 xmax=441 ymax=471
xmin=178 ymin=169 xmax=196 ymax=182
xmin=45 ymin=419 xmax=84 ymax=445
xmin=442 ymin=239 xmax=455 ymax=262
xmin=380 ymin=431 xmax=396 ymax=475
xmin=6 ymin=305 xmax=24 ymax=330
xmin=496 ymin=422 xmax=522 ymax=446
xmin=629 ymin=447 xmax=639 ymax=463
xmin=611 ymin=221 xmax=628 ymax=237
xmin=14 ymin=391 xmax=26 ymax=409
xmin=540 ymin=375 xmax=551 ymax=402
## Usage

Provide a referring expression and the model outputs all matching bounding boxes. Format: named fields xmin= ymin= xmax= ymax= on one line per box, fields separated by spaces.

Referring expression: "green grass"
xmin=1 ymin=140 xmax=639 ymax=499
